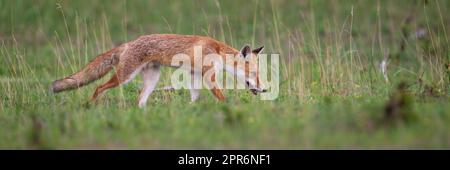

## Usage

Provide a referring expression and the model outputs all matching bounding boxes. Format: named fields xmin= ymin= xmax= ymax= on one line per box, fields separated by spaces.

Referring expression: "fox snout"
xmin=250 ymin=88 xmax=267 ymax=95
xmin=246 ymin=80 xmax=267 ymax=95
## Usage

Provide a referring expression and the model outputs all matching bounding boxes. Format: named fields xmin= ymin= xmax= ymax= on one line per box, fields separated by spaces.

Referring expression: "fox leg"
xmin=189 ymin=72 xmax=202 ymax=102
xmin=210 ymin=87 xmax=225 ymax=101
xmin=90 ymin=60 xmax=146 ymax=103
xmin=203 ymin=71 xmax=225 ymax=101
xmin=138 ymin=64 xmax=161 ymax=108
xmin=189 ymin=89 xmax=200 ymax=102
xmin=90 ymin=74 xmax=120 ymax=102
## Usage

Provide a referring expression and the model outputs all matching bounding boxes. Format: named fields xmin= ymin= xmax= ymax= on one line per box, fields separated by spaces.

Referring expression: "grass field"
xmin=0 ymin=0 xmax=449 ymax=149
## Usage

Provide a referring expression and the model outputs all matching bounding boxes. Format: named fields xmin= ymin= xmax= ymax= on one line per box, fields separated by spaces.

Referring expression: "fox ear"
xmin=252 ymin=46 xmax=264 ymax=54
xmin=240 ymin=45 xmax=251 ymax=58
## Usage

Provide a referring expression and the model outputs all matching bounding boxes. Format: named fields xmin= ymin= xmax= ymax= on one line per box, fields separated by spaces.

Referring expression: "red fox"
xmin=52 ymin=34 xmax=265 ymax=107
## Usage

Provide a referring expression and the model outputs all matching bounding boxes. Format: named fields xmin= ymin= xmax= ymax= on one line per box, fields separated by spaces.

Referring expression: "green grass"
xmin=0 ymin=0 xmax=449 ymax=149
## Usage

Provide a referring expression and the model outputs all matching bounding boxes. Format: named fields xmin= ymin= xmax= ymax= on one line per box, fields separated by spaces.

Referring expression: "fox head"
xmin=238 ymin=44 xmax=266 ymax=95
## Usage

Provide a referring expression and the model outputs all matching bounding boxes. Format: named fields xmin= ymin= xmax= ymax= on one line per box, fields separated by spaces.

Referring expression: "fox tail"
xmin=51 ymin=45 xmax=126 ymax=93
